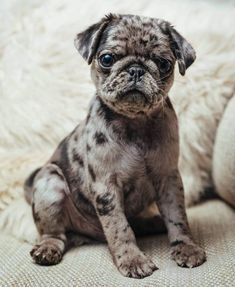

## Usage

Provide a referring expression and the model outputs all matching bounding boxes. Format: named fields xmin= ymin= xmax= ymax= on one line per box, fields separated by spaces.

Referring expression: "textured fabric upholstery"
xmin=0 ymin=200 xmax=234 ymax=287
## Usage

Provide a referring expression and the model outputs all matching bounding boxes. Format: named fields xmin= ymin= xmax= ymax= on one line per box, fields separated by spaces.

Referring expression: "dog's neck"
xmin=88 ymin=95 xmax=178 ymax=149
xmin=95 ymin=95 xmax=173 ymax=122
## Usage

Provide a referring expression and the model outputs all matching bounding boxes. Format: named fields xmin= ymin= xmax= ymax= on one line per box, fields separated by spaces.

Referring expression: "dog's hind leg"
xmin=29 ymin=163 xmax=70 ymax=265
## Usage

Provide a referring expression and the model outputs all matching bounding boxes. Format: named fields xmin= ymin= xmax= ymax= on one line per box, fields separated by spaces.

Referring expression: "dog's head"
xmin=75 ymin=14 xmax=195 ymax=117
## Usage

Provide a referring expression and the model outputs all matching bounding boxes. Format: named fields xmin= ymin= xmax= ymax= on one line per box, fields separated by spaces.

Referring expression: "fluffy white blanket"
xmin=0 ymin=0 xmax=235 ymax=243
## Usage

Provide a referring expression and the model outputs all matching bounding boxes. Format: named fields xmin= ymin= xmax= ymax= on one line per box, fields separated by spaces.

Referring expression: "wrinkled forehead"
xmin=98 ymin=15 xmax=171 ymax=56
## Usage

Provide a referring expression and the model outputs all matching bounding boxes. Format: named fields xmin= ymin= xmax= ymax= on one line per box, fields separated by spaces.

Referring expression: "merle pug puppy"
xmin=24 ymin=14 xmax=206 ymax=278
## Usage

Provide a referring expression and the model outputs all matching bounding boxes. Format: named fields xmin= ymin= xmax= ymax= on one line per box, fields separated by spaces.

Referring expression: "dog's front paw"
xmin=30 ymin=242 xmax=63 ymax=266
xmin=116 ymin=249 xmax=158 ymax=279
xmin=171 ymin=242 xmax=206 ymax=268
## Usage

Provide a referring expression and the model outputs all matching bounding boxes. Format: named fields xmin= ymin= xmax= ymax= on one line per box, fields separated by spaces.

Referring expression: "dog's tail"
xmin=24 ymin=167 xmax=41 ymax=205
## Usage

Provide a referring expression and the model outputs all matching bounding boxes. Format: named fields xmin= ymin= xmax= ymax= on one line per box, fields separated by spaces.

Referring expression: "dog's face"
xmin=75 ymin=14 xmax=195 ymax=117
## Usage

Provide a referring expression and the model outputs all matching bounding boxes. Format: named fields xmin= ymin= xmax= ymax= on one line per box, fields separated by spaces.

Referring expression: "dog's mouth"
xmin=118 ymin=89 xmax=150 ymax=104
xmin=102 ymin=86 xmax=164 ymax=118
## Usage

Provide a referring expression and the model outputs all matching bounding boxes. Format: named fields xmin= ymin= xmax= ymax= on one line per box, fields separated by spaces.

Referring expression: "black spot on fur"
xmin=87 ymin=144 xmax=91 ymax=152
xmin=24 ymin=167 xmax=41 ymax=191
xmin=149 ymin=34 xmax=158 ymax=42
xmin=75 ymin=195 xmax=94 ymax=218
xmin=56 ymin=139 xmax=74 ymax=184
xmin=77 ymin=190 xmax=90 ymax=204
xmin=88 ymin=164 xmax=96 ymax=181
xmin=174 ymin=222 xmax=184 ymax=227
xmin=123 ymin=224 xmax=130 ymax=233
xmin=75 ymin=189 xmax=96 ymax=215
xmin=113 ymin=36 xmax=128 ymax=42
xmin=97 ymin=97 xmax=117 ymax=122
xmin=178 ymin=203 xmax=184 ymax=210
xmin=142 ymin=22 xmax=154 ymax=29
xmin=140 ymin=38 xmax=148 ymax=47
xmin=49 ymin=169 xmax=64 ymax=181
xmin=96 ymin=192 xmax=115 ymax=216
xmin=57 ymin=138 xmax=69 ymax=171
xmin=94 ymin=132 xmax=108 ymax=145
xmin=53 ymin=143 xmax=83 ymax=188
xmin=72 ymin=149 xmax=84 ymax=167
xmin=32 ymin=202 xmax=41 ymax=223
xmin=170 ymin=240 xmax=184 ymax=247
xmin=123 ymin=19 xmax=128 ymax=26
xmin=169 ymin=219 xmax=184 ymax=228
xmin=86 ymin=113 xmax=91 ymax=124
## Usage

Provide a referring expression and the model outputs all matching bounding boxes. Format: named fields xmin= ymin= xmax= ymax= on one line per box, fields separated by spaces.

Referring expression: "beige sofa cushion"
xmin=213 ymin=95 xmax=235 ymax=207
xmin=0 ymin=200 xmax=234 ymax=287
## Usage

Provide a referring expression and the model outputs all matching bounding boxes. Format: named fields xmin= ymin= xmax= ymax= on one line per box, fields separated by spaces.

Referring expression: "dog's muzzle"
xmin=127 ymin=64 xmax=145 ymax=83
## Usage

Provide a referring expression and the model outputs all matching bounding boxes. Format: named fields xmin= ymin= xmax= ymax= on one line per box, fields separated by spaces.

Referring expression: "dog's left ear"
xmin=74 ymin=15 xmax=113 ymax=65
xmin=161 ymin=23 xmax=196 ymax=76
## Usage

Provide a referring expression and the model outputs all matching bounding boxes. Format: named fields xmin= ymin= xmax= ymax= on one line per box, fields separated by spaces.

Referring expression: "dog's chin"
xmin=119 ymin=89 xmax=150 ymax=105
xmin=100 ymin=86 xmax=167 ymax=118
xmin=100 ymin=91 xmax=157 ymax=118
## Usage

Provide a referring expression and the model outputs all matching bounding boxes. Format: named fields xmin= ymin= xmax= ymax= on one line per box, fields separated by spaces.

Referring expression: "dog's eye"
xmin=99 ymin=54 xmax=114 ymax=68
xmin=158 ymin=59 xmax=172 ymax=74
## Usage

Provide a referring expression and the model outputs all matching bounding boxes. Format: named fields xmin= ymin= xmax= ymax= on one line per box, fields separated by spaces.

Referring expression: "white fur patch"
xmin=34 ymin=177 xmax=65 ymax=206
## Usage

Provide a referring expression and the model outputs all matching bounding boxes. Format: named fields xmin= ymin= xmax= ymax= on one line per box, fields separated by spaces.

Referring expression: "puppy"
xmin=24 ymin=14 xmax=206 ymax=278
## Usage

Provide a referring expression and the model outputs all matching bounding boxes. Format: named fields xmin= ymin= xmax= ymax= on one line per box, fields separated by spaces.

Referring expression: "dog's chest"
xmin=110 ymin=115 xmax=175 ymax=172
xmin=105 ymin=116 xmax=178 ymax=216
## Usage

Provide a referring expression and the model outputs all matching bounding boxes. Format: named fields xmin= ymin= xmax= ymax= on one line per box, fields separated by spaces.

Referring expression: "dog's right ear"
xmin=74 ymin=14 xmax=114 ymax=65
xmin=159 ymin=20 xmax=196 ymax=76
xmin=168 ymin=26 xmax=196 ymax=76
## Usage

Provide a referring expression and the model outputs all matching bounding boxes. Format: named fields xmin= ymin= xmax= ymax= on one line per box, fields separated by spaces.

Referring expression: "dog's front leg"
xmin=91 ymin=180 xmax=157 ymax=278
xmin=156 ymin=169 xmax=206 ymax=268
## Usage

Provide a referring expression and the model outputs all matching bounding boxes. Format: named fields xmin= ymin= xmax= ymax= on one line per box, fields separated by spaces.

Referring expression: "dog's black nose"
xmin=127 ymin=65 xmax=145 ymax=82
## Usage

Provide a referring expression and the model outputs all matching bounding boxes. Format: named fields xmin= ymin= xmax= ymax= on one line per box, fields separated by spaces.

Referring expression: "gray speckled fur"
xmin=24 ymin=14 xmax=205 ymax=278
